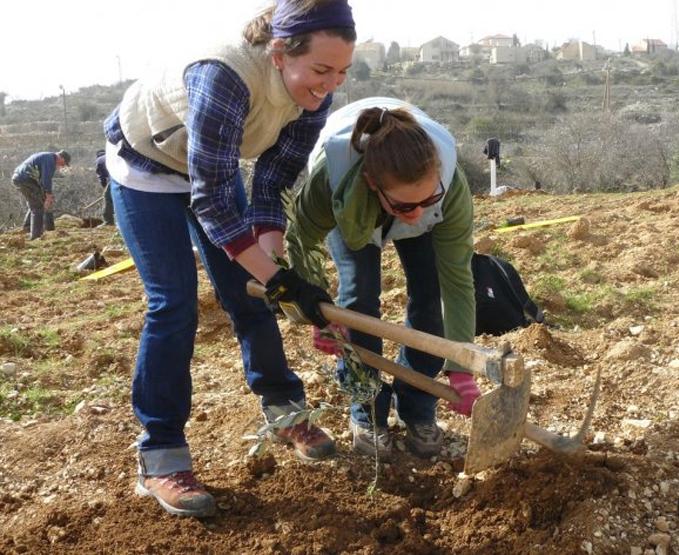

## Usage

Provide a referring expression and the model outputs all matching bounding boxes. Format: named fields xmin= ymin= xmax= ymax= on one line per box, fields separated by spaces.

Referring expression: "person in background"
xmin=286 ymin=97 xmax=481 ymax=461
xmin=104 ymin=0 xmax=355 ymax=518
xmin=12 ymin=150 xmax=70 ymax=239
xmin=95 ymin=149 xmax=115 ymax=226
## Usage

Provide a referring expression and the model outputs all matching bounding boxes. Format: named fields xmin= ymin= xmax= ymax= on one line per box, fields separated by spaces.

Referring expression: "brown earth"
xmin=0 ymin=187 xmax=678 ymax=554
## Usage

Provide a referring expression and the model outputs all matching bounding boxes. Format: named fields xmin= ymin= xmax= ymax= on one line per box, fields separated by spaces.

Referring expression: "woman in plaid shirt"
xmin=104 ymin=0 xmax=355 ymax=517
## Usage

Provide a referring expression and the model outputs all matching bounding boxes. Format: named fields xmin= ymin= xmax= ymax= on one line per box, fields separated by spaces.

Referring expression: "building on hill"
xmin=522 ymin=43 xmax=548 ymax=63
xmin=419 ymin=36 xmax=459 ymax=63
xmin=631 ymin=38 xmax=668 ymax=54
xmin=478 ymin=34 xmax=516 ymax=48
xmin=353 ymin=40 xmax=386 ymax=70
xmin=490 ymin=46 xmax=524 ymax=64
xmin=459 ymin=43 xmax=488 ymax=62
xmin=556 ymin=40 xmax=597 ymax=61
xmin=400 ymin=46 xmax=420 ymax=62
xmin=490 ymin=44 xmax=545 ymax=65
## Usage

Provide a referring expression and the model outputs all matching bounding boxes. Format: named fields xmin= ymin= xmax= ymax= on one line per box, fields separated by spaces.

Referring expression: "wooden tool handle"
xmin=247 ymin=280 xmax=506 ymax=378
xmin=352 ymin=345 xmax=461 ymax=404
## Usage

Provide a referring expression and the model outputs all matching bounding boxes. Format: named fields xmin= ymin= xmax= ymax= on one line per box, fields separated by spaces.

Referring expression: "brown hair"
xmin=243 ymin=0 xmax=356 ymax=54
xmin=350 ymin=108 xmax=440 ymax=188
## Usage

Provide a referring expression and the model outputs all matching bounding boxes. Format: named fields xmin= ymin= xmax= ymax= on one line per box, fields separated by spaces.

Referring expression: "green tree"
xmin=350 ymin=60 xmax=371 ymax=81
xmin=386 ymin=41 xmax=400 ymax=65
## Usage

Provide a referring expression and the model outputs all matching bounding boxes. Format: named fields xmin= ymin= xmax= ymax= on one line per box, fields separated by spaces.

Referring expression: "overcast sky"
xmin=1 ymin=0 xmax=676 ymax=100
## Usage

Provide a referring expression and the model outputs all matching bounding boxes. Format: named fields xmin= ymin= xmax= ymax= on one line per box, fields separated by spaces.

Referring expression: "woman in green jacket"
xmin=286 ymin=97 xmax=481 ymax=460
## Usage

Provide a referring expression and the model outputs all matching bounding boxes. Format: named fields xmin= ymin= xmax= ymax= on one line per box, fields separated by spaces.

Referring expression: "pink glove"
xmin=447 ymin=372 xmax=481 ymax=417
xmin=312 ymin=323 xmax=349 ymax=356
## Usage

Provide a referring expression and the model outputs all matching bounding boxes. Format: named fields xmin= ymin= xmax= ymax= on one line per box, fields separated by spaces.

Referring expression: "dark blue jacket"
xmin=95 ymin=153 xmax=109 ymax=187
xmin=12 ymin=152 xmax=58 ymax=193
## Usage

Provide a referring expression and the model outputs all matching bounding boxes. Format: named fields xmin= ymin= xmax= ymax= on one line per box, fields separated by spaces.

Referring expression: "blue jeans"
xmin=327 ymin=229 xmax=444 ymax=428
xmin=111 ymin=177 xmax=304 ymax=464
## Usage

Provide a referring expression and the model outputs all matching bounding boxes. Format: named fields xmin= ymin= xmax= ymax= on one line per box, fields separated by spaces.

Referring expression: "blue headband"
xmin=272 ymin=0 xmax=355 ymax=39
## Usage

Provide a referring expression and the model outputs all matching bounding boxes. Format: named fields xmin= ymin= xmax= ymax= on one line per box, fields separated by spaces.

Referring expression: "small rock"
xmin=581 ymin=540 xmax=593 ymax=554
xmin=193 ymin=411 xmax=208 ymax=422
xmin=629 ymin=325 xmax=644 ymax=336
xmin=593 ymin=431 xmax=606 ymax=444
xmin=101 ymin=247 xmax=126 ymax=256
xmin=0 ymin=362 xmax=18 ymax=378
xmin=630 ymin=547 xmax=643 ymax=555
xmin=605 ymin=340 xmax=651 ymax=362
xmin=453 ymin=477 xmax=473 ymax=498
xmin=668 ymin=359 xmax=679 ymax=369
xmin=622 ymin=418 xmax=652 ymax=429
xmin=74 ymin=400 xmax=87 ymax=414
xmin=654 ymin=517 xmax=670 ymax=533
xmin=659 ymin=482 xmax=670 ymax=495
xmin=647 ymin=532 xmax=670 ymax=549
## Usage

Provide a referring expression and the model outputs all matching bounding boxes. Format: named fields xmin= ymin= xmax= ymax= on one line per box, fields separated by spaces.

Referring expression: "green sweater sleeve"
xmin=432 ymin=165 xmax=476 ymax=372
xmin=285 ymin=163 xmax=336 ymax=289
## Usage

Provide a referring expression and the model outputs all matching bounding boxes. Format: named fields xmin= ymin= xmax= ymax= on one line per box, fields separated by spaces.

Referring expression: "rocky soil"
xmin=0 ymin=187 xmax=678 ymax=554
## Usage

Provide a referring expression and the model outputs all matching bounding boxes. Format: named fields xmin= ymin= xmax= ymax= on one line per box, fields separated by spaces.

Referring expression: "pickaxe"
xmin=247 ymin=281 xmax=600 ymax=474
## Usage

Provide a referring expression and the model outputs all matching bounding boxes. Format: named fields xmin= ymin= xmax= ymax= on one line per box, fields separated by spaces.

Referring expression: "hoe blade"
xmin=464 ymin=368 xmax=531 ymax=475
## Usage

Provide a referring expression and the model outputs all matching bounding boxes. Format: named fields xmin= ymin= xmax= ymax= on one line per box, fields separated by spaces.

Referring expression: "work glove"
xmin=312 ymin=323 xmax=349 ymax=356
xmin=264 ymin=268 xmax=331 ymax=328
xmin=447 ymin=371 xmax=481 ymax=417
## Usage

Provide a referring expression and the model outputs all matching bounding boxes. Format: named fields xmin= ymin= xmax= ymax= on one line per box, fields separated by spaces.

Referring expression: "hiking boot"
xmin=350 ymin=420 xmax=393 ymax=461
xmin=405 ymin=421 xmax=443 ymax=458
xmin=270 ymin=421 xmax=336 ymax=462
xmin=135 ymin=471 xmax=216 ymax=517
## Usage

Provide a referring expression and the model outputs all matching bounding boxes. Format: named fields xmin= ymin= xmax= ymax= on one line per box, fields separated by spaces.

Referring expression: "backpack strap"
xmin=488 ymin=255 xmax=544 ymax=324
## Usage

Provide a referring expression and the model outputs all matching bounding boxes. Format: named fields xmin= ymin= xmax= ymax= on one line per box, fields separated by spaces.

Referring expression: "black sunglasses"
xmin=376 ymin=180 xmax=445 ymax=214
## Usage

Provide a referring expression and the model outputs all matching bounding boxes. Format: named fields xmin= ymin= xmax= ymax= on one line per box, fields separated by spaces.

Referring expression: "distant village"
xmin=353 ymin=34 xmax=674 ymax=68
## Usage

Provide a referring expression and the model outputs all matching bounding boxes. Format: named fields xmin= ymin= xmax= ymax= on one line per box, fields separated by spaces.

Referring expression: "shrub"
xmin=76 ymin=101 xmax=101 ymax=122
xmin=350 ymin=60 xmax=371 ymax=82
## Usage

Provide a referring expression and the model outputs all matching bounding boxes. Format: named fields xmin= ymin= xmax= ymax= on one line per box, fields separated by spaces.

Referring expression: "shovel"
xmin=247 ymin=281 xmax=600 ymax=474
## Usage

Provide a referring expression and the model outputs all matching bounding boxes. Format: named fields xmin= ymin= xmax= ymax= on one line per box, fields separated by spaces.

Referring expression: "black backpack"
xmin=472 ymin=253 xmax=544 ymax=336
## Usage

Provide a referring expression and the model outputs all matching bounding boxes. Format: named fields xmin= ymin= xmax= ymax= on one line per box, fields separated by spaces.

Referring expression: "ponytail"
xmin=243 ymin=5 xmax=275 ymax=46
xmin=351 ymin=108 xmax=439 ymax=185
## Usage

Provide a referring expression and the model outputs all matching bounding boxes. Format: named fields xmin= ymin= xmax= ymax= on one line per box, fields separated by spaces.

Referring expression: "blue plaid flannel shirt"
xmin=104 ymin=60 xmax=331 ymax=254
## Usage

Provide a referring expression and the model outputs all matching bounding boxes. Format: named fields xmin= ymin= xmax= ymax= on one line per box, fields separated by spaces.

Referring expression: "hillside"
xmin=1 ymin=186 xmax=677 ymax=554
xmin=2 ymin=51 xmax=679 ymax=228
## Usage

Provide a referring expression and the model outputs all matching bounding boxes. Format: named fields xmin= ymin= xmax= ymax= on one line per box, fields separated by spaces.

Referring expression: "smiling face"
xmin=272 ymin=33 xmax=354 ymax=111
xmin=367 ymin=169 xmax=442 ymax=225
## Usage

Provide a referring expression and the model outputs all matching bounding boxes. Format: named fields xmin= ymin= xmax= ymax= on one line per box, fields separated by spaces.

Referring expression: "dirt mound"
xmin=514 ymin=324 xmax=585 ymax=367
